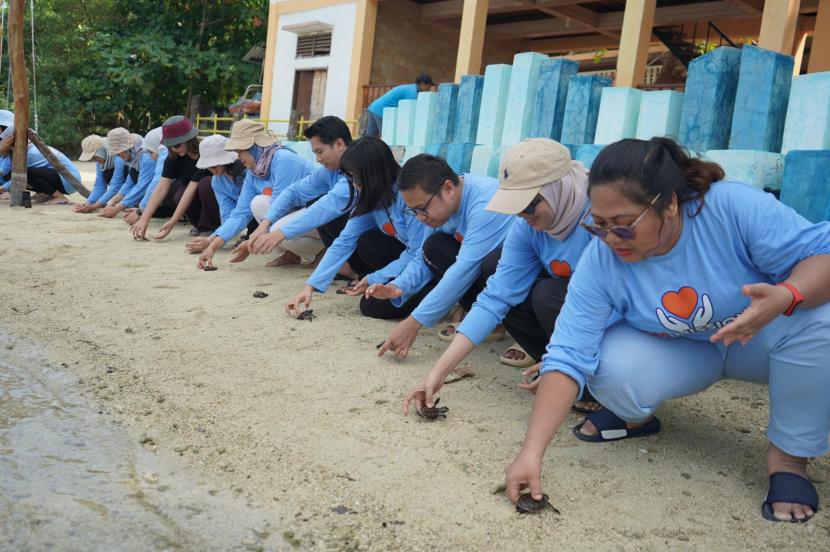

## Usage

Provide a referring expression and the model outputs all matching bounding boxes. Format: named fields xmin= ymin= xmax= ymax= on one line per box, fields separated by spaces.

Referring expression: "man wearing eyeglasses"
xmin=367 ymin=154 xmax=514 ymax=359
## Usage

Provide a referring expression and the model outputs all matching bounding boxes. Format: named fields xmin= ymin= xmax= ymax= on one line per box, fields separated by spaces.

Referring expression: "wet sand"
xmin=0 ymin=166 xmax=828 ymax=550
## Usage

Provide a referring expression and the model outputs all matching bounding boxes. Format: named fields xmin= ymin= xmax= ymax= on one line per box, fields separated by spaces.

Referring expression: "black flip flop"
xmin=761 ymin=472 xmax=819 ymax=523
xmin=573 ymin=408 xmax=661 ymax=443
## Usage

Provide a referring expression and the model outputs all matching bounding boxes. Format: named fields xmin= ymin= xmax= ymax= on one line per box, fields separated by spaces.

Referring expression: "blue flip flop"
xmin=572 ymin=408 xmax=661 ymax=443
xmin=761 ymin=472 xmax=819 ymax=523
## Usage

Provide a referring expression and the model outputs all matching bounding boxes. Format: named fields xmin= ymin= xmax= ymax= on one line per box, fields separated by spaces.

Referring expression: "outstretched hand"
xmin=402 ymin=367 xmax=447 ymax=416
xmin=230 ymin=240 xmax=252 ymax=263
xmin=505 ymin=451 xmax=545 ymax=504
xmin=286 ymin=285 xmax=314 ymax=316
xmin=377 ymin=316 xmax=421 ymax=359
xmin=710 ymin=283 xmax=792 ymax=346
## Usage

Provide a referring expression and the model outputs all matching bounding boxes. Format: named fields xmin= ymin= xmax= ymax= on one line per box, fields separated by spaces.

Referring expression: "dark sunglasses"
xmin=405 ymin=186 xmax=441 ymax=217
xmin=522 ymin=194 xmax=544 ymax=215
xmin=580 ymin=193 xmax=661 ymax=240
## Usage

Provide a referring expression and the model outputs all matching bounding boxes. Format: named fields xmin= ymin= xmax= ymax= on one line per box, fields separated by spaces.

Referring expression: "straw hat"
xmin=196 ymin=135 xmax=238 ymax=168
xmin=107 ymin=127 xmax=138 ymax=155
xmin=225 ymin=119 xmax=277 ymax=151
xmin=487 ymin=138 xmax=572 ymax=214
xmin=79 ymin=134 xmax=106 ymax=161
xmin=142 ymin=127 xmax=164 ymax=155
xmin=161 ymin=115 xmax=198 ymax=147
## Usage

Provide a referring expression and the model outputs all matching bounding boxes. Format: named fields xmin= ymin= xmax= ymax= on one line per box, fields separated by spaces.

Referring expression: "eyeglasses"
xmin=580 ymin=193 xmax=661 ymax=240
xmin=522 ymin=194 xmax=544 ymax=215
xmin=405 ymin=186 xmax=442 ymax=217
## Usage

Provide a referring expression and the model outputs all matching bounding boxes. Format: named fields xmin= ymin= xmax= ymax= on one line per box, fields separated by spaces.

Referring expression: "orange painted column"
xmin=259 ymin=2 xmax=280 ymax=125
xmin=454 ymin=0 xmax=490 ymax=82
xmin=345 ymin=0 xmax=378 ymax=126
xmin=758 ymin=0 xmax=801 ymax=54
xmin=614 ymin=0 xmax=657 ymax=87
xmin=809 ymin=0 xmax=830 ymax=72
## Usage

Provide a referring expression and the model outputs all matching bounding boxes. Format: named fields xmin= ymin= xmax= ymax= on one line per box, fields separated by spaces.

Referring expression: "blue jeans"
xmin=588 ymin=301 xmax=830 ymax=458
xmin=365 ymin=111 xmax=383 ymax=137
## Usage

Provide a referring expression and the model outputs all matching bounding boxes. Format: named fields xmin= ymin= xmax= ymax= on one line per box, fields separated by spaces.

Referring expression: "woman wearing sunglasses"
xmin=504 ymin=137 xmax=830 ymax=523
xmin=284 ymin=136 xmax=432 ymax=319
xmin=403 ymin=139 xmax=596 ymax=413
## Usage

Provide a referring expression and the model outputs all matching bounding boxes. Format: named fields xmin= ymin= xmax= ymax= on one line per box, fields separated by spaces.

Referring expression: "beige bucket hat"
xmin=225 ymin=119 xmax=277 ymax=151
xmin=487 ymin=138 xmax=573 ymax=214
xmin=106 ymin=127 xmax=138 ymax=155
xmin=79 ymin=134 xmax=106 ymax=161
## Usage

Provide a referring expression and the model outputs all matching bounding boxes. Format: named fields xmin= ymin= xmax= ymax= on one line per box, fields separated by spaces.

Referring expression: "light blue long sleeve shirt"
xmin=264 ymin=166 xmax=351 ymax=239
xmin=306 ymin=188 xmax=433 ymax=293
xmin=212 ymin=149 xmax=314 ymax=243
xmin=368 ymin=84 xmax=419 ymax=116
xmin=86 ymin=161 xmax=109 ymax=204
xmin=211 ymin=170 xmax=246 ymax=223
xmin=539 ymin=181 xmax=830 ymax=397
xmin=0 ymin=144 xmax=81 ymax=195
xmin=139 ymin=147 xmax=169 ymax=211
xmin=390 ymin=174 xmax=514 ymax=328
xmin=96 ymin=156 xmax=128 ymax=205
xmin=120 ymin=151 xmax=159 ymax=207
xmin=457 ymin=214 xmax=593 ymax=345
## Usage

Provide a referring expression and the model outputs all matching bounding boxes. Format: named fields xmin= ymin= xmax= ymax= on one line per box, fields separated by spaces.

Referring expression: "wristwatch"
xmin=777 ymin=282 xmax=804 ymax=316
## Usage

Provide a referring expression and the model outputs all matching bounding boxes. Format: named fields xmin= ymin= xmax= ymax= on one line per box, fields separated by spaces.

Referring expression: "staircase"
xmin=654 ymin=21 xmax=739 ymax=68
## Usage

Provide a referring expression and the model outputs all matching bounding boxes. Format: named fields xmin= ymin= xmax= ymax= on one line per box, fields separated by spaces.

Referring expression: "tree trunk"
xmin=28 ymin=129 xmax=90 ymax=198
xmin=8 ymin=0 xmax=28 ymax=207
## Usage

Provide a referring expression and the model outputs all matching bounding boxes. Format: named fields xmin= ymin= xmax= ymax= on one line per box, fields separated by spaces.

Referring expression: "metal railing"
xmin=195 ymin=114 xmax=358 ymax=141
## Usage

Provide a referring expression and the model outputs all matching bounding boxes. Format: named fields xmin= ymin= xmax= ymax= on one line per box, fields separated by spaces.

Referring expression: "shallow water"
xmin=0 ymin=333 xmax=278 ymax=551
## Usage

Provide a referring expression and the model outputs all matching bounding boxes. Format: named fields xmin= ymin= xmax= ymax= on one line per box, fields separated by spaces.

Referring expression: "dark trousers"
xmin=317 ymin=211 xmax=369 ymax=276
xmin=27 ymin=167 xmax=66 ymax=195
xmin=502 ymin=277 xmax=569 ymax=362
xmin=354 ymin=230 xmax=434 ymax=320
xmin=102 ymin=167 xmax=114 ymax=185
xmin=421 ymin=232 xmax=501 ymax=312
xmin=174 ymin=176 xmax=220 ymax=233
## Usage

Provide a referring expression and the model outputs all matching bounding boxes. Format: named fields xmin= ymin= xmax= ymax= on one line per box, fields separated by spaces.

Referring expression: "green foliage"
xmin=0 ymin=0 xmax=266 ymax=153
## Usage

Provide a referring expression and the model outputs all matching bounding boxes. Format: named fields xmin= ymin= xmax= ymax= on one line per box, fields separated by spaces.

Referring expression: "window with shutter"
xmin=296 ymin=32 xmax=332 ymax=59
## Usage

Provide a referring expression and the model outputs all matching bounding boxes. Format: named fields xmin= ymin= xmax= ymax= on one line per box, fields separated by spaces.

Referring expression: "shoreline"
xmin=1 ymin=198 xmax=828 ymax=550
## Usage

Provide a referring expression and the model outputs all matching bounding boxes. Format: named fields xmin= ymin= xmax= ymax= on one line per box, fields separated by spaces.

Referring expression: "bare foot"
xmin=766 ymin=444 xmax=815 ymax=522
xmin=265 ymin=250 xmax=301 ymax=268
xmin=502 ymin=348 xmax=526 ymax=362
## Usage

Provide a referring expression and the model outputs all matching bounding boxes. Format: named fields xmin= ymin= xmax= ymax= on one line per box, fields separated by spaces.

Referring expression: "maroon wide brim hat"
xmin=161 ymin=115 xmax=198 ymax=147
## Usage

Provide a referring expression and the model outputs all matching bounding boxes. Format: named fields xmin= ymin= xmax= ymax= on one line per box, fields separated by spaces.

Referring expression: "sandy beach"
xmin=1 ymin=164 xmax=828 ymax=551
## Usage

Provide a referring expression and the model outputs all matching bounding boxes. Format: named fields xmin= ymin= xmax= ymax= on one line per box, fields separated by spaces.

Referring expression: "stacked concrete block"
xmin=431 ymin=83 xmax=459 ymax=144
xmin=678 ymin=47 xmax=742 ymax=152
xmin=729 ymin=45 xmax=794 ymax=152
xmin=424 ymin=143 xmax=449 ymax=159
xmin=412 ymin=92 xmax=439 ymax=146
xmin=530 ymin=58 xmax=579 ymax=141
xmin=560 ymin=75 xmax=612 ymax=146
xmin=781 ymin=71 xmax=830 ymax=154
xmin=636 ymin=90 xmax=684 ymax=141
xmin=447 ymin=143 xmax=477 ymax=174
xmin=395 ymin=99 xmax=417 ymax=147
xmin=780 ymin=150 xmax=830 ymax=222
xmin=704 ymin=150 xmax=785 ymax=190
xmin=501 ymin=52 xmax=549 ymax=146
xmin=401 ymin=144 xmax=425 ymax=165
xmin=475 ymin=64 xmax=512 ymax=146
xmin=381 ymin=107 xmax=398 ymax=145
xmin=594 ymin=87 xmax=642 ymax=144
xmin=470 ymin=145 xmax=504 ymax=178
xmin=453 ymin=75 xmax=485 ymax=144
xmin=574 ymin=144 xmax=605 ymax=169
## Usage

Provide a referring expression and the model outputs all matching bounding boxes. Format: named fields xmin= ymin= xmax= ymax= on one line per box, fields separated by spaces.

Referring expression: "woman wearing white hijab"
xmin=403 ymin=139 xmax=598 ymax=413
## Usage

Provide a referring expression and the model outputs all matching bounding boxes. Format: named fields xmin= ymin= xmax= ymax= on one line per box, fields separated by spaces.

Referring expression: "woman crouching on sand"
xmin=504 ymin=137 xmax=830 ymax=523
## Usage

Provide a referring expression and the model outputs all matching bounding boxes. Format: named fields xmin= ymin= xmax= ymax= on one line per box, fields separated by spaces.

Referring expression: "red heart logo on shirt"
xmin=454 ymin=232 xmax=464 ymax=243
xmin=263 ymin=187 xmax=273 ymax=196
xmin=661 ymin=287 xmax=698 ymax=319
xmin=549 ymin=260 xmax=572 ymax=279
xmin=382 ymin=222 xmax=396 ymax=236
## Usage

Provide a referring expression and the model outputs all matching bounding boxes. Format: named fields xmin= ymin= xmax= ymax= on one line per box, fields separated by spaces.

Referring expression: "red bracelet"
xmin=777 ymin=282 xmax=804 ymax=316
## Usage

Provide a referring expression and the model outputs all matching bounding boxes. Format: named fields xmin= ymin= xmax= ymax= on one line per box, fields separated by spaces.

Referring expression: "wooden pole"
xmin=454 ymin=0 xmax=490 ymax=82
xmin=8 ymin=0 xmax=27 ymax=207
xmin=28 ymin=129 xmax=90 ymax=197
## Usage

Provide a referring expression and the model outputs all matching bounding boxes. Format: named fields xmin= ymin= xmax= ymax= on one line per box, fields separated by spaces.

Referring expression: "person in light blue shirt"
xmin=365 ymin=74 xmax=433 ymax=137
xmin=503 ymin=138 xmax=830 ymax=524
xmin=194 ymin=122 xmax=315 ymax=269
xmin=72 ymin=134 xmax=117 ymax=214
xmin=100 ymin=128 xmax=164 ymax=219
xmin=403 ymin=139 xmax=598 ymax=415
xmin=285 ymin=136 xmax=433 ymax=320
xmin=366 ymin=154 xmax=514 ymax=359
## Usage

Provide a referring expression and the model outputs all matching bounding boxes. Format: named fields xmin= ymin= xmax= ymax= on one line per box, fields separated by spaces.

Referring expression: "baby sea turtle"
xmin=515 ymin=493 xmax=561 ymax=515
xmin=297 ymin=309 xmax=316 ymax=321
xmin=253 ymin=291 xmax=268 ymax=299
xmin=417 ymin=398 xmax=449 ymax=420
xmin=203 ymin=266 xmax=218 ymax=272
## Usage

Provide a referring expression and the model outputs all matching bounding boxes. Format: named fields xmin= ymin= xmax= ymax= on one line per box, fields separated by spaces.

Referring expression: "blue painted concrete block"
xmin=395 ymin=99 xmax=417 ymax=146
xmin=424 ymin=143 xmax=449 ymax=160
xmin=574 ymin=144 xmax=605 ymax=169
xmin=446 ymin=143 xmax=477 ymax=174
xmin=412 ymin=92 xmax=439 ymax=146
xmin=530 ymin=58 xmax=578 ymax=141
xmin=560 ymin=75 xmax=612 ymax=145
xmin=780 ymin=150 xmax=830 ymax=222
xmin=475 ymin=64 xmax=512 ymax=146
xmin=781 ymin=72 xmax=830 ymax=154
xmin=678 ymin=47 xmax=742 ymax=152
xmin=594 ymin=87 xmax=642 ymax=144
xmin=501 ymin=52 xmax=549 ymax=146
xmin=636 ymin=90 xmax=684 ymax=141
xmin=432 ymin=83 xmax=459 ymax=144
xmin=283 ymin=140 xmax=315 ymax=164
xmin=401 ymin=144 xmax=425 ymax=165
xmin=730 ymin=45 xmax=794 ymax=152
xmin=381 ymin=107 xmax=397 ymax=146
xmin=453 ymin=75 xmax=485 ymax=144
xmin=470 ymin=145 xmax=504 ymax=178
xmin=704 ymin=149 xmax=785 ymax=190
